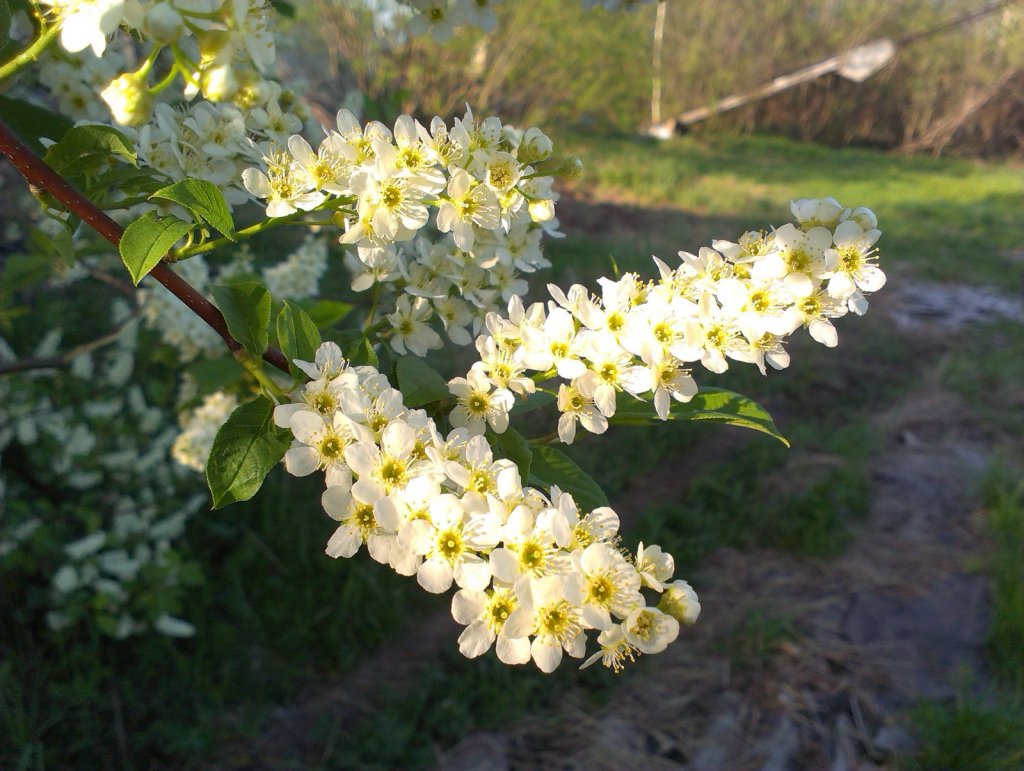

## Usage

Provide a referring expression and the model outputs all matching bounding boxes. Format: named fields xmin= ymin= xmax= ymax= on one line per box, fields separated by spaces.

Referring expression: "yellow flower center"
xmin=353 ymin=503 xmax=376 ymax=537
xmin=379 ymin=458 xmax=407 ymax=486
xmin=588 ymin=575 xmax=614 ymax=607
xmin=436 ymin=528 xmax=464 ymax=562
xmin=318 ymin=434 xmax=345 ymax=460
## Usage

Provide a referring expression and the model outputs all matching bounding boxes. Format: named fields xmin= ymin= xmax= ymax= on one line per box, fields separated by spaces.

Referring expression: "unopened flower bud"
xmin=528 ymin=198 xmax=555 ymax=223
xmin=201 ymin=64 xmax=239 ymax=102
xmin=143 ymin=3 xmax=184 ymax=44
xmin=518 ymin=126 xmax=553 ymax=164
xmin=848 ymin=206 xmax=878 ymax=231
xmin=197 ymin=29 xmax=230 ymax=63
xmin=559 ymin=156 xmax=584 ymax=180
xmin=101 ymin=73 xmax=154 ymax=126
xmin=658 ymin=579 xmax=701 ymax=625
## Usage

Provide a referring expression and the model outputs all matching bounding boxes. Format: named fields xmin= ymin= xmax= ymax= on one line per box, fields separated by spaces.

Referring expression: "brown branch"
xmin=0 ymin=120 xmax=291 ymax=374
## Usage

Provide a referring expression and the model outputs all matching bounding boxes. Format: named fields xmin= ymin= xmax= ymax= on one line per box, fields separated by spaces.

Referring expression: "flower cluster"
xmin=0 ymin=302 xmax=205 ymax=639
xmin=455 ymin=198 xmax=885 ymax=444
xmin=274 ymin=342 xmax=699 ymax=672
xmin=124 ymin=94 xmax=307 ymax=208
xmin=243 ymin=108 xmax=566 ymax=357
xmin=171 ymin=390 xmax=239 ymax=472
xmin=37 ymin=0 xmax=277 ymax=123
xmin=47 ymin=491 xmax=205 ymax=639
xmin=261 ymin=235 xmax=329 ymax=300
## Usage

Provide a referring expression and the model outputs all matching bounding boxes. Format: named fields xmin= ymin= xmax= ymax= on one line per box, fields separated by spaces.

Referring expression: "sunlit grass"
xmin=553 ymin=130 xmax=1024 ymax=286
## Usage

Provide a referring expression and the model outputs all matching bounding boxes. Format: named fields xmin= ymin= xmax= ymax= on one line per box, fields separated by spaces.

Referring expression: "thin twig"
xmin=0 ymin=315 xmax=137 ymax=376
xmin=0 ymin=120 xmax=291 ymax=374
xmin=0 ymin=20 xmax=61 ymax=81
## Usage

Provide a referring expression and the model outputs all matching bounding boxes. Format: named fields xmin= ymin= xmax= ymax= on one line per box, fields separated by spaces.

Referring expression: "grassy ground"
xmin=906 ymin=470 xmax=1024 ymax=771
xmin=554 ymin=130 xmax=1024 ymax=287
xmin=3 ymin=131 xmax=1024 ymax=769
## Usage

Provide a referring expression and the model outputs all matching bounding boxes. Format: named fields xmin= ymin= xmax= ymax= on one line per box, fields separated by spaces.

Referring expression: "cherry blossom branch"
xmin=0 ymin=120 xmax=291 ymax=374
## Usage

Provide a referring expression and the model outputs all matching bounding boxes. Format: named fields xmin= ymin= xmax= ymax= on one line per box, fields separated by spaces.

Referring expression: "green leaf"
xmin=510 ymin=390 xmax=556 ymax=415
xmin=0 ymin=95 xmax=74 ymax=154
xmin=151 ymin=178 xmax=235 ymax=240
xmin=27 ymin=222 xmax=75 ymax=267
xmin=206 ymin=396 xmax=290 ymax=508
xmin=395 ymin=356 xmax=449 ymax=407
xmin=119 ymin=211 xmax=192 ymax=285
xmin=185 ymin=355 xmax=245 ymax=395
xmin=0 ymin=252 xmax=53 ymax=298
xmin=491 ymin=427 xmax=532 ymax=482
xmin=302 ymin=298 xmax=355 ymax=329
xmin=529 ymin=445 xmax=609 ymax=512
xmin=212 ymin=282 xmax=272 ymax=357
xmin=43 ymin=124 xmax=137 ymax=175
xmin=350 ymin=336 xmax=379 ymax=368
xmin=276 ymin=300 xmax=321 ymax=375
xmin=322 ymin=328 xmax=379 ymax=367
xmin=610 ymin=387 xmax=789 ymax=446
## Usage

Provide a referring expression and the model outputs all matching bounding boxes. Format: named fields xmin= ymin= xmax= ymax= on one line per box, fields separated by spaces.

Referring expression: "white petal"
xmin=457 ymin=621 xmax=495 ymax=658
xmin=502 ymin=607 xmax=535 ymax=639
xmin=455 ymin=556 xmax=492 ymax=591
xmin=321 ymin=485 xmax=352 ymax=520
xmin=417 ymin=558 xmax=454 ymax=594
xmin=496 ymin=634 xmax=532 ymax=665
xmin=325 ymin=525 xmax=361 ymax=558
xmin=531 ymin=636 xmax=563 ymax=673
xmin=284 ymin=446 xmax=320 ymax=477
xmin=451 ymin=589 xmax=486 ymax=625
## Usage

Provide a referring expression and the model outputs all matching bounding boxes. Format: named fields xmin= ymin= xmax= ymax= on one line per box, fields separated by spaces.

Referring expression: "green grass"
xmin=908 ymin=699 xmax=1024 ymax=771
xmin=0 ymin=470 xmax=448 ymax=767
xmin=981 ymin=469 xmax=1024 ymax=691
xmin=553 ymin=130 xmax=1024 ymax=286
xmin=717 ymin=611 xmax=799 ymax=672
xmin=944 ymin=322 xmax=1024 ymax=438
xmin=905 ymin=469 xmax=1024 ymax=770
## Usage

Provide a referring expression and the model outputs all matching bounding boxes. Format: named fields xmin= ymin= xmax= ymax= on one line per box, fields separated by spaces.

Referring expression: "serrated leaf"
xmin=152 ymin=178 xmax=235 ymax=240
xmin=212 ymin=282 xmax=272 ymax=356
xmin=206 ymin=396 xmax=290 ymax=508
xmin=610 ymin=387 xmax=789 ymax=446
xmin=43 ymin=124 xmax=137 ymax=175
xmin=491 ymin=427 xmax=532 ymax=482
xmin=529 ymin=445 xmax=609 ymax=513
xmin=276 ymin=300 xmax=321 ymax=375
xmin=395 ymin=356 xmax=449 ymax=407
xmin=302 ymin=298 xmax=355 ymax=329
xmin=0 ymin=95 xmax=74 ymax=154
xmin=119 ymin=211 xmax=192 ymax=285
xmin=510 ymin=390 xmax=556 ymax=415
